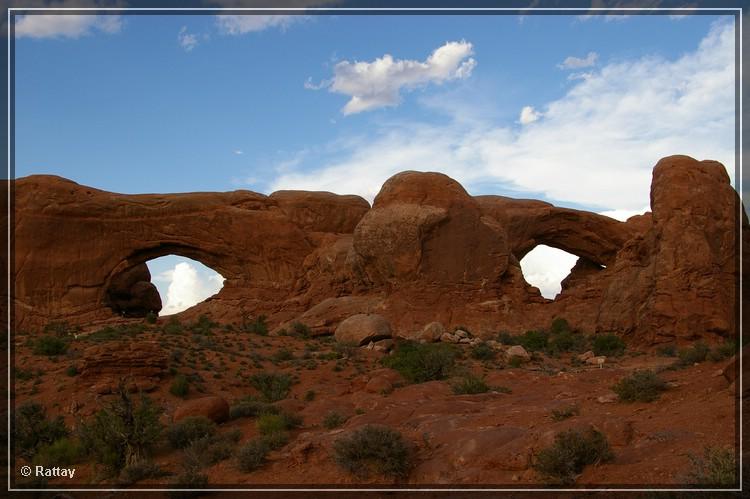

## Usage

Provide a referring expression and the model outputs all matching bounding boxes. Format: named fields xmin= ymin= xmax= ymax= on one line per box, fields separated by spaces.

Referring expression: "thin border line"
xmin=6 ymin=6 xmax=744 ymax=494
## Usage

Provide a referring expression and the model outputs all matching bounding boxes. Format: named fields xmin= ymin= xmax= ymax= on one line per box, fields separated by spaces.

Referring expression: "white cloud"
xmin=558 ymin=51 xmax=598 ymax=70
xmin=216 ymin=15 xmax=305 ymax=35
xmin=15 ymin=14 xmax=121 ymax=39
xmin=178 ymin=26 xmax=199 ymax=52
xmin=233 ymin=149 xmax=244 ymax=155
xmin=519 ymin=106 xmax=541 ymax=125
xmin=520 ymin=245 xmax=579 ymax=299
xmin=598 ymin=206 xmax=650 ymax=222
xmin=159 ymin=262 xmax=225 ymax=316
xmin=272 ymin=20 xmax=734 ymax=212
xmin=309 ymin=40 xmax=477 ymax=115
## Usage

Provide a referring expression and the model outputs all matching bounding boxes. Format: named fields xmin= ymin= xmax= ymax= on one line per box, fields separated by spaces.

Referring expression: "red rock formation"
xmin=11 ymin=155 xmax=745 ymax=346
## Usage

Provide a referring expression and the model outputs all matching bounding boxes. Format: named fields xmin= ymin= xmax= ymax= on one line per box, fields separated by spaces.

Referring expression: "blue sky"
xmin=13 ymin=12 xmax=737 ymax=309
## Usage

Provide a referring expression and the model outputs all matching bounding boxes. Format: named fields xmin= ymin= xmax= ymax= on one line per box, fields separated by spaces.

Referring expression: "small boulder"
xmin=506 ymin=345 xmax=530 ymax=361
xmin=373 ymin=338 xmax=394 ymax=352
xmin=174 ymin=396 xmax=230 ymax=424
xmin=416 ymin=322 xmax=445 ymax=343
xmin=597 ymin=392 xmax=618 ymax=404
xmin=577 ymin=350 xmax=595 ymax=362
xmin=334 ymin=313 xmax=392 ymax=346
xmin=440 ymin=332 xmax=459 ymax=343
xmin=454 ymin=329 xmax=470 ymax=339
xmin=586 ymin=356 xmax=607 ymax=366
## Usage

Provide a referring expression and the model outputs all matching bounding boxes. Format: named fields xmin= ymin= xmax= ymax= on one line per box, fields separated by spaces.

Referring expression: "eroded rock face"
xmin=78 ymin=340 xmax=168 ymax=393
xmin=12 ymin=155 xmax=745 ymax=346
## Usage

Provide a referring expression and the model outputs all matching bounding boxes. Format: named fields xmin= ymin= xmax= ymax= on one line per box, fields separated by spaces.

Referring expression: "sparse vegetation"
xmin=249 ymin=372 xmax=293 ymax=402
xmin=470 ymin=342 xmax=496 ymax=360
xmin=242 ymin=314 xmax=269 ymax=336
xmin=656 ymin=344 xmax=677 ymax=357
xmin=382 ymin=341 xmax=457 ymax=383
xmin=170 ymin=374 xmax=190 ymax=398
xmin=166 ymin=416 xmax=217 ymax=450
xmin=677 ymin=341 xmax=710 ymax=366
xmin=237 ymin=438 xmax=270 ymax=472
xmin=145 ymin=311 xmax=158 ymax=324
xmin=533 ymin=428 xmax=613 ymax=484
xmin=708 ymin=340 xmax=737 ymax=362
xmin=65 ymin=365 xmax=78 ymax=377
xmin=256 ymin=412 xmax=301 ymax=436
xmin=118 ymin=461 xmax=166 ymax=485
xmin=78 ymin=386 xmax=162 ymax=472
xmin=591 ymin=333 xmax=626 ymax=357
xmin=289 ymin=321 xmax=312 ymax=338
xmin=323 ymin=411 xmax=348 ymax=429
xmin=551 ymin=405 xmax=580 ymax=421
xmin=15 ymin=401 xmax=68 ymax=458
xmin=612 ymin=370 xmax=667 ymax=402
xmin=333 ymin=425 xmax=411 ymax=479
xmin=451 ymin=373 xmax=491 ymax=395
xmin=272 ymin=347 xmax=295 ymax=363
xmin=229 ymin=398 xmax=278 ymax=420
xmin=32 ymin=335 xmax=69 ymax=356
xmin=686 ymin=446 xmax=736 ymax=487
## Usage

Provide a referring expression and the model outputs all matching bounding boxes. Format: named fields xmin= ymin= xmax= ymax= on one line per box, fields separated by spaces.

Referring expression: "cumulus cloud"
xmin=157 ymin=262 xmax=225 ymax=316
xmin=178 ymin=26 xmax=199 ymax=52
xmin=15 ymin=13 xmax=121 ymax=39
xmin=519 ymin=106 xmax=541 ymax=125
xmin=309 ymin=40 xmax=477 ymax=115
xmin=272 ymin=20 xmax=735 ymax=212
xmin=558 ymin=51 xmax=598 ymax=70
xmin=216 ymin=15 xmax=305 ymax=35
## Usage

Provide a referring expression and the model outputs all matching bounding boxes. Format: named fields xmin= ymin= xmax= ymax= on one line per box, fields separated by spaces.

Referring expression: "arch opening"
xmin=147 ymin=255 xmax=225 ymax=316
xmin=519 ymin=245 xmax=579 ymax=300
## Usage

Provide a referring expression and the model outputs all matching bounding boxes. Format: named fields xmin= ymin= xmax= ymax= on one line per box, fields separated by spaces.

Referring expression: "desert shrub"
xmin=145 ymin=311 xmax=158 ymax=324
xmin=15 ymin=401 xmax=68 ymax=458
xmin=451 ymin=373 xmax=490 ymax=395
xmin=166 ymin=416 xmax=216 ymax=449
xmin=171 ymin=468 xmax=208 ymax=488
xmin=15 ymin=368 xmax=34 ymax=381
xmin=323 ymin=411 xmax=348 ymax=430
xmin=272 ymin=347 xmax=295 ymax=363
xmin=550 ymin=318 xmax=571 ymax=335
xmin=43 ymin=321 xmax=76 ymax=337
xmin=677 ymin=341 xmax=710 ymax=366
xmin=262 ymin=431 xmax=290 ymax=450
xmin=708 ymin=340 xmax=737 ymax=362
xmin=243 ymin=314 xmax=268 ymax=336
xmin=533 ymin=428 xmax=613 ymax=484
xmin=382 ymin=341 xmax=457 ymax=383
xmin=65 ymin=365 xmax=78 ymax=377
xmin=170 ymin=374 xmax=190 ymax=398
xmin=190 ymin=315 xmax=217 ymax=335
xmin=33 ymin=335 xmax=69 ymax=356
xmin=182 ymin=433 xmax=237 ymax=468
xmin=686 ymin=446 xmax=736 ymax=487
xmin=256 ymin=412 xmax=301 ymax=436
xmin=592 ymin=333 xmax=626 ymax=357
xmin=304 ymin=390 xmax=316 ymax=401
xmin=237 ymin=438 xmax=270 ymax=472
xmin=508 ymin=355 xmax=524 ymax=368
xmin=470 ymin=342 xmax=495 ymax=360
xmin=290 ymin=321 xmax=312 ymax=338
xmin=551 ymin=405 xmax=580 ymax=422
xmin=333 ymin=425 xmax=411 ymax=479
xmin=78 ymin=387 xmax=162 ymax=472
xmin=118 ymin=461 xmax=166 ymax=485
xmin=33 ymin=437 xmax=83 ymax=467
xmin=513 ymin=330 xmax=549 ymax=352
xmin=656 ymin=345 xmax=677 ymax=357
xmin=547 ymin=328 xmax=587 ymax=355
xmin=612 ymin=370 xmax=667 ymax=402
xmin=229 ymin=398 xmax=278 ymax=420
xmin=249 ymin=372 xmax=293 ymax=402
xmin=164 ymin=317 xmax=184 ymax=335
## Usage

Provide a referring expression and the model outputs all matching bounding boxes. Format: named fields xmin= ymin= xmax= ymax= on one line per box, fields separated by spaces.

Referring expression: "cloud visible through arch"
xmin=150 ymin=258 xmax=225 ymax=316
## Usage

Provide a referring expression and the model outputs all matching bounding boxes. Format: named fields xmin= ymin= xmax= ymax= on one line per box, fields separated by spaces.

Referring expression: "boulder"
xmin=334 ymin=314 xmax=392 ymax=346
xmin=174 ymin=396 xmax=230 ymax=424
xmin=506 ymin=345 xmax=530 ymax=361
xmin=414 ymin=322 xmax=445 ymax=343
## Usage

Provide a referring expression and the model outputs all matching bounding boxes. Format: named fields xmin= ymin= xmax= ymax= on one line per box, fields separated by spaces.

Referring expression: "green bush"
xmin=118 ymin=461 xmax=166 ymax=486
xmin=166 ymin=416 xmax=216 ymax=449
xmin=272 ymin=348 xmax=294 ymax=363
xmin=262 ymin=431 xmax=289 ymax=450
xmin=470 ymin=342 xmax=495 ymax=360
xmin=612 ymin=370 xmax=667 ymax=402
xmin=533 ymin=428 xmax=613 ymax=484
xmin=333 ymin=425 xmax=411 ymax=479
xmin=508 ymin=355 xmax=523 ymax=368
xmin=323 ymin=411 xmax=348 ymax=430
xmin=656 ymin=345 xmax=677 ymax=357
xmin=256 ymin=412 xmax=301 ymax=436
xmin=145 ymin=311 xmax=158 ymax=324
xmin=237 ymin=438 xmax=270 ymax=472
xmin=190 ymin=315 xmax=217 ymax=335
xmin=163 ymin=317 xmax=184 ymax=335
xmin=78 ymin=387 xmax=162 ymax=472
xmin=243 ymin=315 xmax=268 ymax=336
xmin=687 ymin=446 xmax=736 ymax=487
xmin=43 ymin=321 xmax=76 ymax=337
xmin=550 ymin=318 xmax=571 ymax=335
xmin=182 ymin=432 xmax=238 ymax=469
xmin=551 ymin=405 xmax=580 ymax=422
xmin=15 ymin=402 xmax=68 ymax=458
xmin=708 ymin=340 xmax=737 ymax=362
xmin=249 ymin=372 xmax=293 ymax=402
xmin=171 ymin=468 xmax=208 ymax=488
xmin=592 ymin=334 xmax=626 ymax=357
xmin=678 ymin=341 xmax=710 ymax=366
xmin=290 ymin=321 xmax=312 ymax=338
xmin=32 ymin=437 xmax=82 ymax=466
xmin=451 ymin=373 xmax=490 ymax=395
xmin=229 ymin=398 xmax=278 ymax=420
xmin=65 ymin=365 xmax=78 ymax=377
xmin=381 ymin=341 xmax=457 ymax=383
xmin=170 ymin=374 xmax=190 ymax=398
xmin=500 ymin=330 xmax=549 ymax=352
xmin=33 ymin=335 xmax=69 ymax=356
xmin=547 ymin=328 xmax=587 ymax=355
